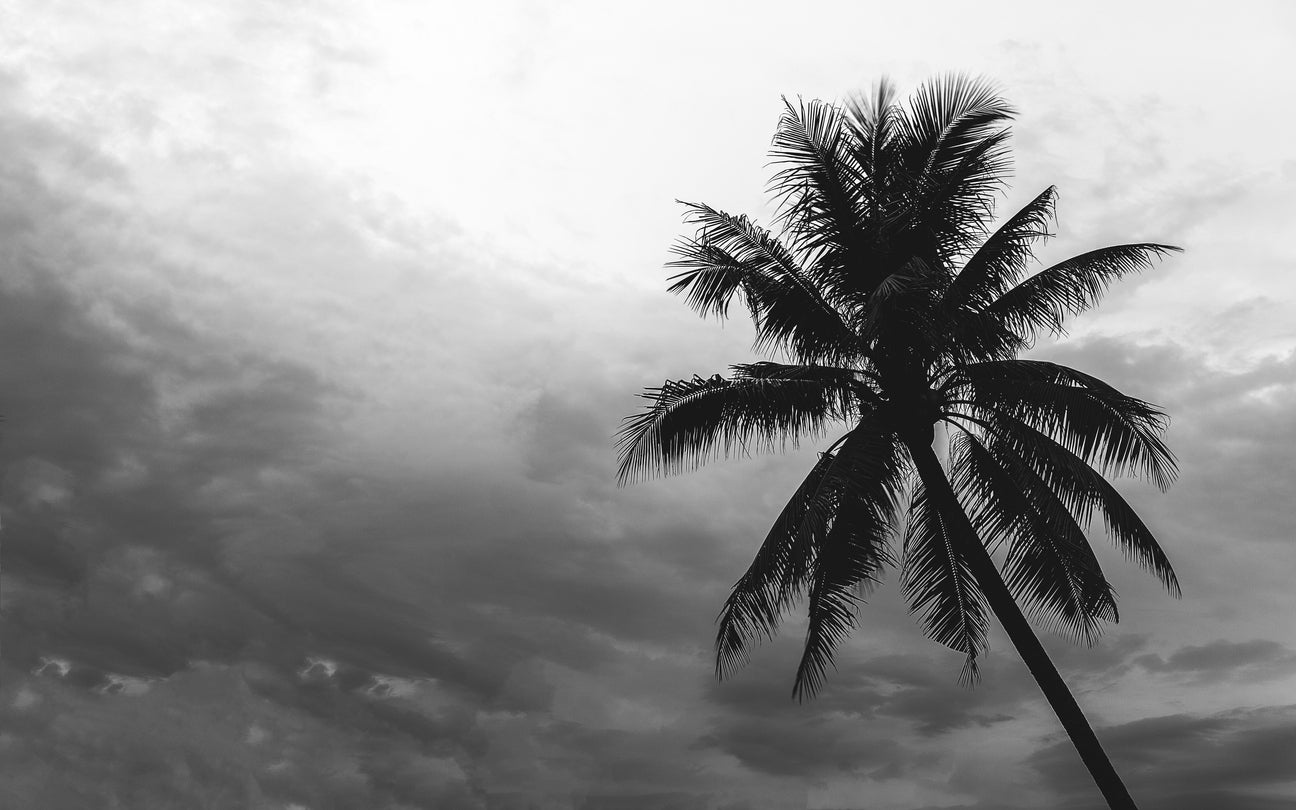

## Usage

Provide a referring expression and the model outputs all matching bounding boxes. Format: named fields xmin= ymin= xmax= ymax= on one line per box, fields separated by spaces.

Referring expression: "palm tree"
xmin=616 ymin=76 xmax=1179 ymax=810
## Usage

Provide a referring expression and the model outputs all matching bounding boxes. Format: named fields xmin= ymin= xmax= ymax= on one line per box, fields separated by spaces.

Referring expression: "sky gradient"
xmin=2 ymin=2 xmax=1295 ymax=808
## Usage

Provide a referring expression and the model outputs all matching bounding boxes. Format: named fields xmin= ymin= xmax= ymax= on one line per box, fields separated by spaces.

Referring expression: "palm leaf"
xmin=943 ymin=359 xmax=1177 ymax=489
xmin=944 ymin=185 xmax=1057 ymax=310
xmin=937 ymin=306 xmax=1029 ymax=365
xmin=900 ymin=479 xmax=990 ymax=684
xmin=767 ymin=96 xmax=867 ymax=255
xmin=956 ymin=410 xmax=1179 ymax=596
xmin=902 ymin=74 xmax=1016 ymax=182
xmin=793 ymin=425 xmax=907 ymax=699
xmin=716 ymin=446 xmax=847 ymax=677
xmin=986 ymin=243 xmax=1181 ymax=335
xmin=616 ymin=365 xmax=856 ymax=483
xmin=843 ymin=78 xmax=901 ymax=219
xmin=901 ymin=128 xmax=1015 ymax=261
xmin=668 ymin=202 xmax=859 ymax=362
xmin=952 ymin=432 xmax=1117 ymax=643
xmin=895 ymin=75 xmax=1016 ymax=258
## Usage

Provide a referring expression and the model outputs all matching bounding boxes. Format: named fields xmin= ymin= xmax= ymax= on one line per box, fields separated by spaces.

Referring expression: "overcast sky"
xmin=2 ymin=2 xmax=1295 ymax=808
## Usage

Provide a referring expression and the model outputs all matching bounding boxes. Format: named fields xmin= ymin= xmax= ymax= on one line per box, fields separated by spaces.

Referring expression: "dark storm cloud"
xmin=2 ymin=664 xmax=276 ymax=808
xmin=520 ymin=388 xmax=610 ymax=486
xmin=1037 ymin=633 xmax=1151 ymax=683
xmin=5 ymin=226 xmax=1289 ymax=807
xmin=697 ymin=634 xmax=1059 ymax=783
xmin=696 ymin=637 xmax=909 ymax=777
xmin=2 ymin=659 xmax=487 ymax=809
xmin=700 ymin=711 xmax=905 ymax=778
xmin=0 ymin=265 xmax=584 ymax=804
xmin=1133 ymin=639 xmax=1296 ymax=684
xmin=4 ymin=18 xmax=1296 ymax=806
xmin=0 ymin=300 xmax=554 ymax=798
xmin=1030 ymin=705 xmax=1296 ymax=810
xmin=0 ymin=258 xmax=352 ymax=674
xmin=0 ymin=243 xmax=439 ymax=803
xmin=0 ymin=88 xmax=494 ymax=805
xmin=0 ymin=86 xmax=770 ymax=807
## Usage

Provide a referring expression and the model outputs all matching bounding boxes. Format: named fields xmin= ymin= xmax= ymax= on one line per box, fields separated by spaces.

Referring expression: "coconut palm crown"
xmin=616 ymin=76 xmax=1179 ymax=810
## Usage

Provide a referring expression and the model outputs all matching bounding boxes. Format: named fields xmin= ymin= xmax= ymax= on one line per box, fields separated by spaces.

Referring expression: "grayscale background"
xmin=1 ymin=2 xmax=1293 ymax=808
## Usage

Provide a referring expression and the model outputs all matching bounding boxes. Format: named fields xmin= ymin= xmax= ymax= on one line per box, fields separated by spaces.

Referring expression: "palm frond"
xmin=903 ymin=74 xmax=1016 ymax=182
xmin=952 ymin=432 xmax=1117 ymax=643
xmin=767 ymin=97 xmax=866 ymax=249
xmin=901 ymin=128 xmax=1015 ymax=261
xmin=937 ymin=306 xmax=1029 ymax=365
xmin=716 ymin=446 xmax=846 ymax=677
xmin=986 ymin=243 xmax=1181 ymax=335
xmin=793 ymin=426 xmax=907 ymax=699
xmin=894 ymin=75 xmax=1016 ymax=258
xmin=616 ymin=365 xmax=857 ymax=484
xmin=943 ymin=359 xmax=1177 ymax=489
xmin=900 ymin=480 xmax=990 ymax=684
xmin=668 ymin=202 xmax=859 ymax=362
xmin=844 ymin=78 xmax=901 ymax=217
xmin=954 ymin=410 xmax=1179 ymax=596
xmin=944 ymin=186 xmax=1057 ymax=310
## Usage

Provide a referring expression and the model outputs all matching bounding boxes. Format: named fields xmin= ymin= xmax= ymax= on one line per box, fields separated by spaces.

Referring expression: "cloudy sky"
xmin=2 ymin=2 xmax=1295 ymax=808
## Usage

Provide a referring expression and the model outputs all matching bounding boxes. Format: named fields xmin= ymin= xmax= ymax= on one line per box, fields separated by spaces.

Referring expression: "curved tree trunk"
xmin=906 ymin=439 xmax=1139 ymax=810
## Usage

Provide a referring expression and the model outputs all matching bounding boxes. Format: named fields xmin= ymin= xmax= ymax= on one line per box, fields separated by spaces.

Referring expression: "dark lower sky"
xmin=3 ymin=3 xmax=1296 ymax=809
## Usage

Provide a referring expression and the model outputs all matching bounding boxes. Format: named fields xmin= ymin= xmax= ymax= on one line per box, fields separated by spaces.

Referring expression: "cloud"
xmin=0 ymin=80 xmax=783 ymax=807
xmin=0 ymin=74 xmax=503 ymax=805
xmin=1 ymin=658 xmax=492 ymax=810
xmin=3 ymin=5 xmax=1295 ymax=808
xmin=1133 ymin=639 xmax=1296 ymax=685
xmin=697 ymin=634 xmax=1055 ymax=799
xmin=3 ymin=137 xmax=1289 ymax=806
xmin=1029 ymin=705 xmax=1296 ymax=810
xmin=1035 ymin=337 xmax=1296 ymax=605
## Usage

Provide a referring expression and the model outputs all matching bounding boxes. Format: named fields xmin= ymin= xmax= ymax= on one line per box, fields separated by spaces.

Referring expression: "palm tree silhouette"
xmin=616 ymin=76 xmax=1179 ymax=810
